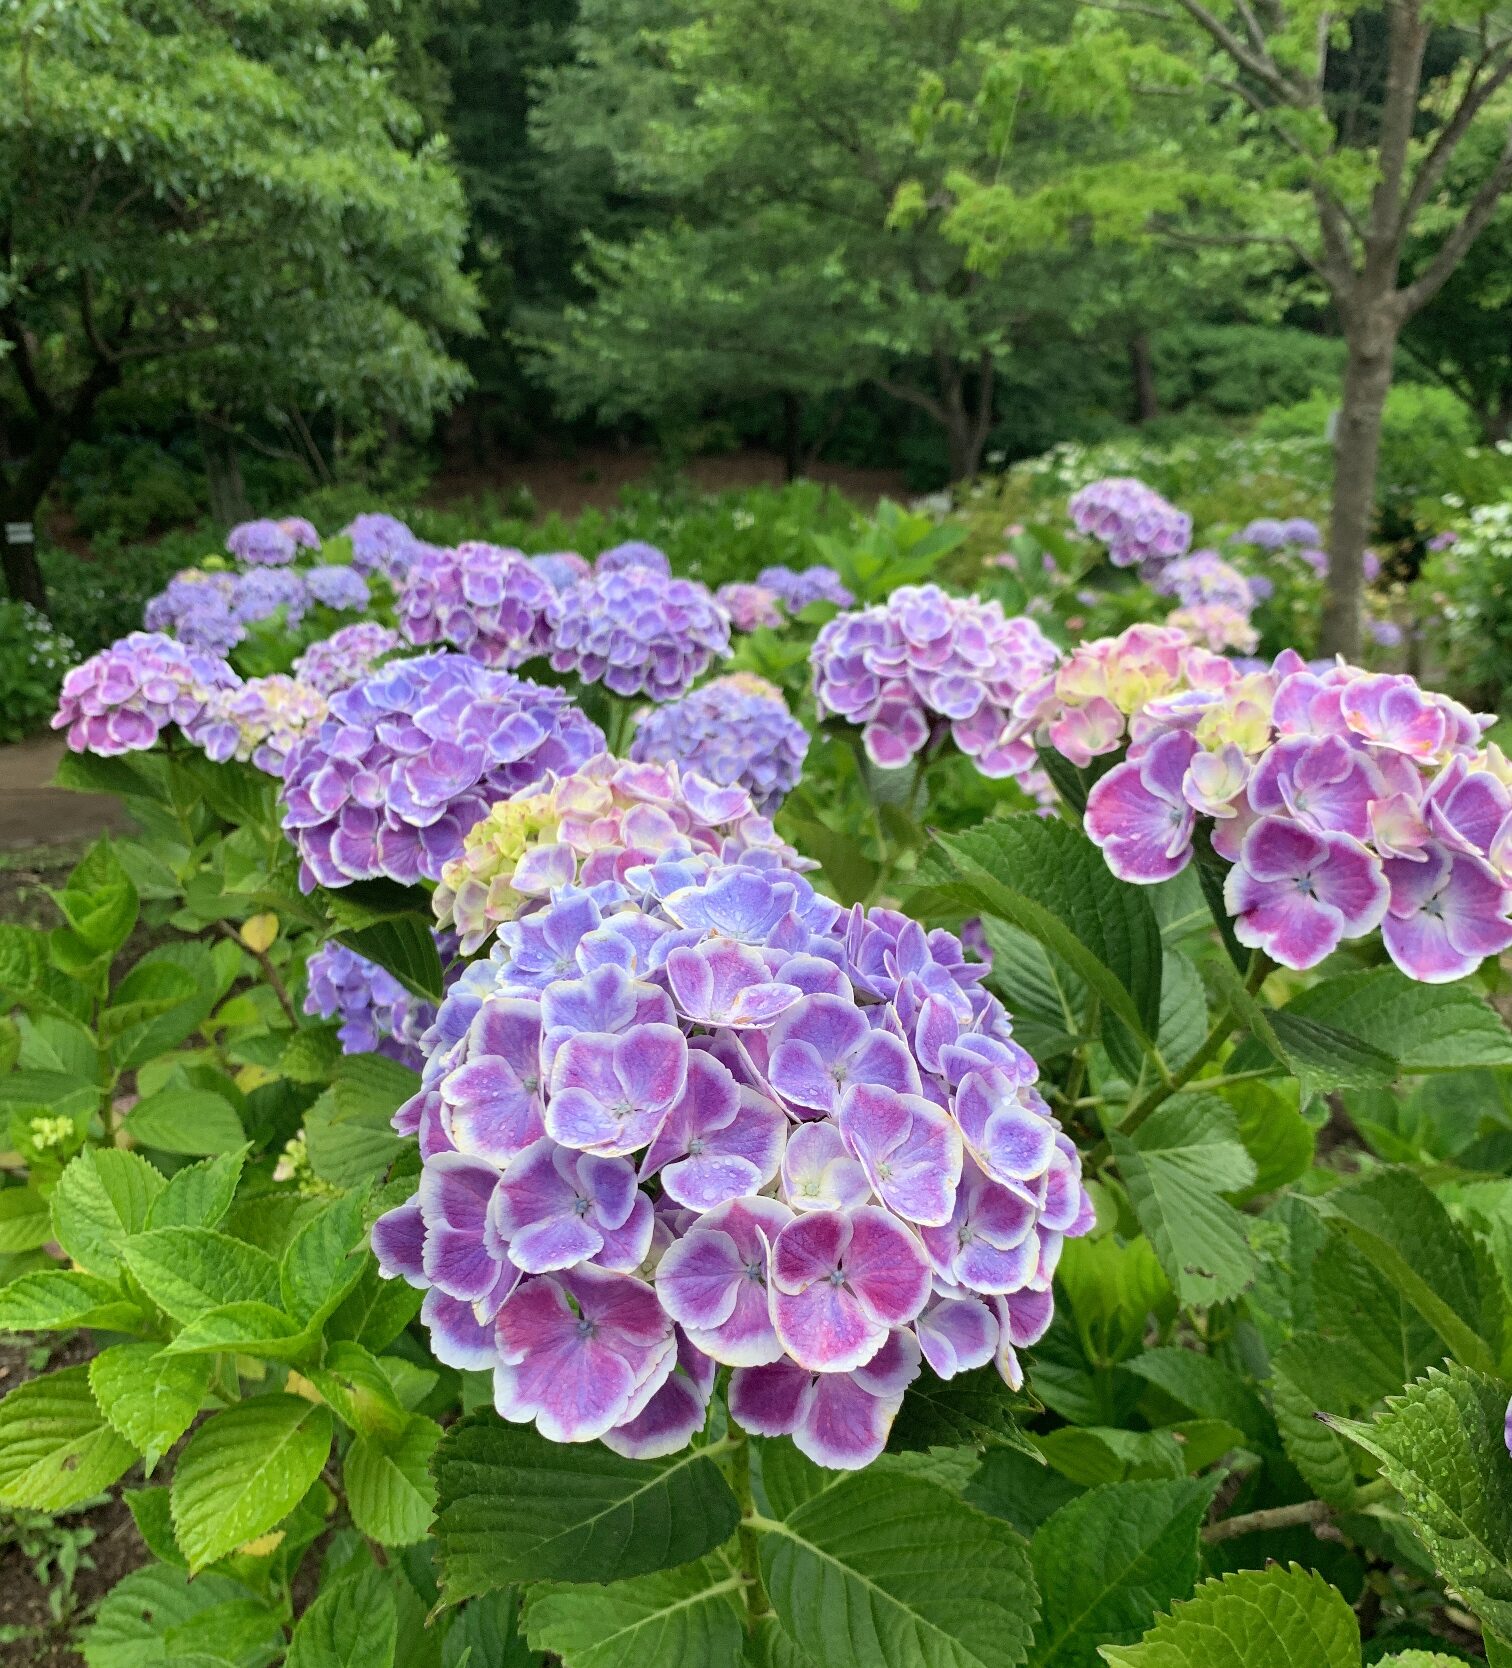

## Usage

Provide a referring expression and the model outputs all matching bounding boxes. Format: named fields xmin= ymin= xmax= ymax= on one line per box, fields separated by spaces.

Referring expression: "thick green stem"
xmin=727 ymin=1424 xmax=771 ymax=1629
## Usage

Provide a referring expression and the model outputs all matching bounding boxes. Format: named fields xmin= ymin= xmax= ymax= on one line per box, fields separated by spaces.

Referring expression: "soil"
xmin=0 ymin=737 xmax=132 ymax=852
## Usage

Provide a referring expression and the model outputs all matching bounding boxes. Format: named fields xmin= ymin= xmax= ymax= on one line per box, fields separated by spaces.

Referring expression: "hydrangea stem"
xmin=726 ymin=1423 xmax=771 ymax=1629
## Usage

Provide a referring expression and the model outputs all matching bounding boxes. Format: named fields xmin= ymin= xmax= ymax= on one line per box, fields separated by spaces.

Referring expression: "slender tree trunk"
xmin=1128 ymin=332 xmax=1159 ymax=423
xmin=196 ymin=418 xmax=252 ymax=525
xmin=0 ymin=492 xmax=46 ymax=610
xmin=780 ymin=392 xmax=803 ymax=482
xmin=1322 ymin=304 xmax=1398 ymax=660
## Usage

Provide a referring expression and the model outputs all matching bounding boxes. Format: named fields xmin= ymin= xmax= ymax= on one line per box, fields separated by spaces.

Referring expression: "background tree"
xmin=0 ymin=0 xmax=478 ymax=609
xmin=934 ymin=2 xmax=1512 ymax=657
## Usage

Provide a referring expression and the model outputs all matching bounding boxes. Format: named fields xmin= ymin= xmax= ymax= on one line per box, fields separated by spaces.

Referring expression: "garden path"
xmin=0 ymin=734 xmax=131 ymax=848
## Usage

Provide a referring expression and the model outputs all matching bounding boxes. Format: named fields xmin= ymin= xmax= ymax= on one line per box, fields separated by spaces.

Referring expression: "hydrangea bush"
xmin=550 ymin=563 xmax=731 ymax=701
xmin=629 ymin=673 xmax=809 ymax=811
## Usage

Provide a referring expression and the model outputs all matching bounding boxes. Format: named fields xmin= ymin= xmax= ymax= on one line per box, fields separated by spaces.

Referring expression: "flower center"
xmin=572 ymin=1196 xmax=592 ymax=1217
xmin=687 ymin=1137 xmax=707 ymax=1156
xmin=826 ymin=1268 xmax=847 ymax=1288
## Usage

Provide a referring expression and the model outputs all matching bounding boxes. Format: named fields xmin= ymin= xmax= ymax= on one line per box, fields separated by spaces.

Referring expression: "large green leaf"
xmin=887 ymin=1365 xmax=1037 ymax=1456
xmin=346 ymin=1413 xmax=442 ymax=1546
xmin=126 ymin=1084 xmax=246 ymax=1156
xmin=1111 ymin=1095 xmax=1257 ymax=1307
xmin=324 ymin=880 xmax=445 ymax=1002
xmin=433 ymin=1413 xmax=741 ymax=1598
xmin=170 ymin=1395 xmax=333 ymax=1572
xmin=1331 ymin=1364 xmax=1512 ymax=1640
xmin=0 ymin=1184 xmax=54 ymax=1252
xmin=107 ymin=943 xmax=222 ymax=1069
xmin=145 ymin=1146 xmax=248 ymax=1230
xmin=89 ymin=1342 xmax=210 ymax=1469
xmin=1276 ymin=968 xmax=1512 ymax=1073
xmin=980 ymin=917 xmax=1088 ymax=1063
xmin=304 ymin=1053 xmax=418 ymax=1188
xmin=523 ymin=1558 xmax=744 ymax=1668
xmin=0 ymin=1268 xmax=145 ymax=1334
xmin=82 ymin=1564 xmax=284 ymax=1668
xmin=926 ymin=814 xmax=1163 ymax=1044
xmin=123 ymin=1226 xmax=282 ymax=1322
xmin=1098 ymin=1563 xmax=1359 ymax=1667
xmin=0 ymin=1365 xmax=137 ymax=1511
xmin=55 ymin=837 xmax=139 ymax=961
xmin=51 ymin=1147 xmax=165 ymax=1278
xmin=758 ymin=1472 xmax=1038 ymax=1668
xmin=1122 ymin=1349 xmax=1269 ymax=1445
xmin=280 ymin=1189 xmax=369 ymax=1323
xmin=287 ymin=1565 xmax=398 ymax=1668
xmin=1029 ymin=1478 xmax=1214 ymax=1667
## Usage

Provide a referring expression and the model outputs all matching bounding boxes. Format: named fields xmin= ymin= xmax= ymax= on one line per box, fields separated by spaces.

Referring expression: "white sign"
xmin=3 ymin=522 xmax=34 ymax=545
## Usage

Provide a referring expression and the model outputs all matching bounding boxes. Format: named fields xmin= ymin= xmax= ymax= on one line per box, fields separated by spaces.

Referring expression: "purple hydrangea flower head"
xmin=811 ymin=584 xmax=1059 ymax=786
xmin=597 ymin=541 xmax=671 ymax=577
xmin=629 ymin=673 xmax=809 ymax=813
xmin=53 ymin=632 xmax=240 ymax=756
xmin=715 ymin=583 xmax=785 ymax=632
xmin=227 ymin=516 xmax=319 ymax=567
xmin=530 ymin=551 xmax=592 ymax=591
xmin=1159 ymin=551 xmax=1258 ymax=612
xmin=279 ymin=654 xmax=604 ymax=891
xmin=398 ymin=543 xmax=560 ymax=668
xmin=343 ymin=512 xmax=423 ymax=581
xmin=292 ymin=622 xmax=402 ymax=695
xmin=1234 ymin=517 xmax=1288 ymax=551
xmin=758 ymin=564 xmax=854 ymax=612
xmin=304 ymin=566 xmax=371 ymax=614
xmin=143 ymin=571 xmax=245 ymax=655
xmin=374 ymin=850 xmax=1090 ymax=1465
xmin=551 ymin=567 xmax=731 ymax=701
xmin=232 ymin=567 xmax=309 ymax=629
xmin=1068 ymin=477 xmax=1191 ymax=571
xmin=304 ymin=940 xmax=442 ymax=1073
xmin=193 ymin=674 xmax=327 ymax=777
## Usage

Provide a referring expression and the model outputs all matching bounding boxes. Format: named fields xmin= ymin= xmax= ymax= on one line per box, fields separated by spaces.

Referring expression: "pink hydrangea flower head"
xmin=1224 ymin=816 xmax=1389 ymax=969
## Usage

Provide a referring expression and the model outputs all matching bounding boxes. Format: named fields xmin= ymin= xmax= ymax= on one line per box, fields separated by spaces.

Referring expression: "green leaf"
xmin=122 ymin=1227 xmax=281 ymax=1322
xmin=125 ymin=1483 xmax=186 ymax=1570
xmin=442 ymin=1589 xmax=540 ymax=1668
xmin=325 ymin=882 xmax=445 ymax=1002
xmin=1315 ymin=1167 xmax=1496 ymax=1375
xmin=146 ymin=1146 xmax=248 ymax=1230
xmin=1098 ymin=1563 xmax=1359 ymax=1667
xmin=0 ymin=1185 xmax=54 ymax=1252
xmin=281 ymin=1189 xmax=368 ymax=1323
xmin=126 ymin=1085 xmax=246 ymax=1156
xmin=1122 ymin=1349 xmax=1269 ymax=1445
xmin=304 ymin=1053 xmax=418 ymax=1188
xmin=524 ymin=1558 xmax=744 ymax=1668
xmin=56 ymin=837 xmax=139 ymax=959
xmin=759 ymin=1472 xmax=1038 ymax=1668
xmin=161 ymin=1302 xmax=313 ymax=1362
xmin=1330 ymin=1363 xmax=1512 ymax=1639
xmin=1029 ymin=1478 xmax=1215 ymax=1667
xmin=1275 ymin=968 xmax=1512 ymax=1073
xmin=0 ymin=1364 xmax=137 ymax=1510
xmin=928 ymin=815 xmax=1162 ymax=1045
xmin=0 ymin=1268 xmax=144 ymax=1333
xmin=785 ymin=815 xmax=880 ymax=908
xmin=305 ymin=1340 xmax=408 ymax=1438
xmin=89 ymin=1342 xmax=210 ymax=1469
xmin=1111 ymin=1095 xmax=1257 ymax=1307
xmin=1269 ymin=1336 xmax=1364 ymax=1510
xmin=287 ymin=1565 xmax=398 ymax=1668
xmin=347 ymin=1413 xmax=442 ymax=1546
xmin=51 ymin=1148 xmax=166 ymax=1278
xmin=433 ymin=1411 xmax=741 ymax=1598
xmin=170 ymin=1394 xmax=333 ymax=1573
xmin=887 ymin=1365 xmax=1038 ymax=1456
xmin=1223 ymin=1082 xmax=1313 ymax=1201
xmin=980 ymin=917 xmax=1087 ymax=1063
xmin=82 ymin=1564 xmax=283 ymax=1668
xmin=281 ymin=1024 xmax=345 ymax=1085
xmin=109 ymin=943 xmax=222 ymax=1070
xmin=1034 ymin=1428 xmax=1185 ymax=1487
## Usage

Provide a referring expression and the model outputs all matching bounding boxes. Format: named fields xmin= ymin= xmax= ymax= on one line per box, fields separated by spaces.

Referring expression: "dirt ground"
xmin=0 ymin=736 xmax=132 ymax=852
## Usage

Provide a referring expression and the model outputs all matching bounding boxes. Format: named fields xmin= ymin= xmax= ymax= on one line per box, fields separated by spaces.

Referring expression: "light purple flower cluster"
xmin=398 ymin=543 xmax=560 ymax=669
xmin=759 ymin=565 xmax=855 ymax=613
xmin=1012 ymin=624 xmax=1512 ymax=980
xmin=551 ymin=566 xmax=731 ymax=702
xmin=279 ymin=654 xmax=603 ymax=891
xmin=630 ymin=674 xmax=809 ymax=813
xmin=530 ymin=551 xmax=591 ymax=591
xmin=1068 ymin=478 xmax=1191 ymax=571
xmin=1159 ymin=551 xmax=1259 ymax=613
xmin=1234 ymin=517 xmax=1320 ymax=551
xmin=305 ymin=566 xmax=371 ymax=614
xmin=374 ymin=858 xmax=1090 ymax=1467
xmin=597 ymin=541 xmax=671 ymax=577
xmin=343 ymin=513 xmax=425 ymax=582
xmin=143 ymin=573 xmax=245 ymax=656
xmin=811 ymin=584 xmax=1061 ymax=782
xmin=193 ymin=675 xmax=328 ymax=777
xmin=292 ymin=623 xmax=402 ymax=695
xmin=227 ymin=517 xmax=320 ymax=567
xmin=715 ymin=583 xmax=785 ymax=633
xmin=53 ymin=632 xmax=241 ymax=756
xmin=232 ymin=568 xmax=310 ymax=630
xmin=304 ymin=941 xmax=439 ymax=1074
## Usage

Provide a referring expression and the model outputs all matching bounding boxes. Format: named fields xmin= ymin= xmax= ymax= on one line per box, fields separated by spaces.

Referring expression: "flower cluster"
xmin=551 ymin=566 xmax=730 ymax=702
xmin=597 ymin=541 xmax=671 ymax=576
xmin=292 ymin=622 xmax=402 ymax=695
xmin=232 ymin=568 xmax=311 ymax=630
xmin=1232 ymin=517 xmax=1329 ymax=577
xmin=144 ymin=573 xmax=245 ymax=656
xmin=1168 ymin=603 xmax=1259 ymax=654
xmin=343 ymin=513 xmax=425 ymax=581
xmin=433 ymin=749 xmax=806 ymax=954
xmin=305 ymin=566 xmax=371 ymax=614
xmin=811 ymin=584 xmax=1061 ymax=782
xmin=227 ymin=517 xmax=320 ymax=567
xmin=1014 ymin=623 xmax=1512 ymax=979
xmin=530 ymin=551 xmax=591 ymax=591
xmin=715 ymin=583 xmax=785 ymax=633
xmin=53 ymin=632 xmax=240 ymax=756
xmin=1068 ymin=478 xmax=1191 ymax=571
xmin=280 ymin=654 xmax=604 ymax=891
xmin=193 ymin=675 xmax=328 ymax=777
xmin=374 ymin=857 xmax=1090 ymax=1467
xmin=629 ymin=674 xmax=809 ymax=813
xmin=1160 ymin=551 xmax=1262 ymax=613
xmin=398 ymin=543 xmax=561 ymax=669
xmin=304 ymin=941 xmax=440 ymax=1074
xmin=758 ymin=564 xmax=854 ymax=613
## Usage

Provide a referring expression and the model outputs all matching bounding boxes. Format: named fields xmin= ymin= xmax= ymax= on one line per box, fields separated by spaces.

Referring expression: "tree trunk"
xmin=780 ymin=392 xmax=803 ymax=482
xmin=1129 ymin=332 xmax=1159 ymax=424
xmin=197 ymin=418 xmax=252 ymax=526
xmin=1322 ymin=306 xmax=1398 ymax=661
xmin=0 ymin=493 xmax=46 ymax=611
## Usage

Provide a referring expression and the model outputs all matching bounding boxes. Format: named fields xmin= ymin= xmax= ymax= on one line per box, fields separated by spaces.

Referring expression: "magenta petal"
xmin=728 ymin=1359 xmax=811 ymax=1436
xmin=601 ymin=1366 xmax=707 ymax=1459
xmin=841 ymin=1208 xmax=932 ymax=1327
xmin=421 ymin=1289 xmax=496 ymax=1369
xmin=655 ymin=1228 xmax=744 ymax=1330
xmin=772 ymin=1278 xmax=885 ymax=1373
xmin=372 ymin=1197 xmax=427 ymax=1287
xmin=915 ymin=1294 xmax=999 ymax=1378
xmin=837 ymin=1084 xmax=962 ymax=1227
xmin=782 ymin=1121 xmax=872 ymax=1212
